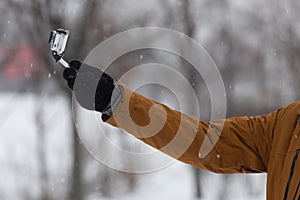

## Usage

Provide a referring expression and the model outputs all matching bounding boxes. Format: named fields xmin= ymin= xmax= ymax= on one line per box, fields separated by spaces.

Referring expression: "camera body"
xmin=49 ymin=29 xmax=70 ymax=55
xmin=49 ymin=29 xmax=70 ymax=68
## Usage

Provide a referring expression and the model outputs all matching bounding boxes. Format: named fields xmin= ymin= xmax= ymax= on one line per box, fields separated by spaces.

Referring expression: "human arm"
xmin=103 ymin=83 xmax=280 ymax=173
xmin=63 ymin=61 xmax=280 ymax=173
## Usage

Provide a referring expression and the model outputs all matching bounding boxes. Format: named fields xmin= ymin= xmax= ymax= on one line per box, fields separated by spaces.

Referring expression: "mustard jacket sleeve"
xmin=103 ymin=84 xmax=281 ymax=174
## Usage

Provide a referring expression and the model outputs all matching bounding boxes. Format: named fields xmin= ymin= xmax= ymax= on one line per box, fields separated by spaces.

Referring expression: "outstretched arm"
xmin=103 ymin=83 xmax=280 ymax=174
xmin=63 ymin=61 xmax=281 ymax=174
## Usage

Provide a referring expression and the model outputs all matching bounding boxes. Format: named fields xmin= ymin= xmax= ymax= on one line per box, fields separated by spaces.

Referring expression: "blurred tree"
xmin=179 ymin=0 xmax=203 ymax=198
xmin=2 ymin=0 xmax=155 ymax=199
xmin=2 ymin=0 xmax=300 ymax=199
xmin=3 ymin=0 xmax=111 ymax=199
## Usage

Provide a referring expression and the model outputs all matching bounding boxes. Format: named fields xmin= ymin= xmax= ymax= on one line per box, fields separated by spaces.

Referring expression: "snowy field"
xmin=0 ymin=92 xmax=266 ymax=200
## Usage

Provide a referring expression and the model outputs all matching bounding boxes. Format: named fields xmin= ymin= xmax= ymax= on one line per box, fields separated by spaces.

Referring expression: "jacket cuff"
xmin=102 ymin=82 xmax=123 ymax=116
xmin=101 ymin=83 xmax=130 ymax=125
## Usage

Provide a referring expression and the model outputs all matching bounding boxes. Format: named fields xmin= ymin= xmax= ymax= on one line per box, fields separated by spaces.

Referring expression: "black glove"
xmin=63 ymin=60 xmax=115 ymax=113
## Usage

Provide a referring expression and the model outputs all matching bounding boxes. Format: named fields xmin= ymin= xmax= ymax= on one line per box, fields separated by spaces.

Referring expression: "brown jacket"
xmin=104 ymin=84 xmax=300 ymax=200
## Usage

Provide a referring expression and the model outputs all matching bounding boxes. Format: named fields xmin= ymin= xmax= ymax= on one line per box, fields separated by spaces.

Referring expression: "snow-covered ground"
xmin=0 ymin=92 xmax=266 ymax=200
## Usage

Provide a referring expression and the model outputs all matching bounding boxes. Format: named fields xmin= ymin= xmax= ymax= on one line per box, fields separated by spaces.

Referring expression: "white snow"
xmin=0 ymin=92 xmax=266 ymax=200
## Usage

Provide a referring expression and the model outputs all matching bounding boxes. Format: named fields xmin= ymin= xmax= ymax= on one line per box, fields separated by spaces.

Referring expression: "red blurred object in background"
xmin=1 ymin=44 xmax=46 ymax=80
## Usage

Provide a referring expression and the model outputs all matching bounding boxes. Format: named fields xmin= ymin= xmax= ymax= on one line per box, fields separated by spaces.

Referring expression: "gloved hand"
xmin=63 ymin=60 xmax=122 ymax=115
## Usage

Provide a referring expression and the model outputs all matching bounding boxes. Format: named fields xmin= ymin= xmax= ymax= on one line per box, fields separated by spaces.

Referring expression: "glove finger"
xmin=69 ymin=60 xmax=82 ymax=71
xmin=63 ymin=67 xmax=77 ymax=80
